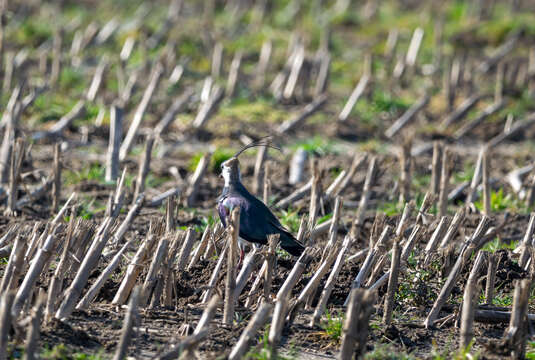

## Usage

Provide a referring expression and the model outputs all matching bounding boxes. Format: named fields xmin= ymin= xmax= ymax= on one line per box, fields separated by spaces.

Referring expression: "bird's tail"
xmin=279 ymin=230 xmax=305 ymax=256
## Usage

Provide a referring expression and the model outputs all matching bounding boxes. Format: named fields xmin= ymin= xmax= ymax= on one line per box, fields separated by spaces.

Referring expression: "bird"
xmin=217 ymin=138 xmax=305 ymax=264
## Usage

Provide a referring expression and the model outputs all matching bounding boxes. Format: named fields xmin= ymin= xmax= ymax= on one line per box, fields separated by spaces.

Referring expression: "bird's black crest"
xmin=233 ymin=136 xmax=281 ymax=158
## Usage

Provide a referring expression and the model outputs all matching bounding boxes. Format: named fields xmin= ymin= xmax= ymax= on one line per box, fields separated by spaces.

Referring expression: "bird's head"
xmin=220 ymin=157 xmax=241 ymax=186
xmin=219 ymin=136 xmax=281 ymax=187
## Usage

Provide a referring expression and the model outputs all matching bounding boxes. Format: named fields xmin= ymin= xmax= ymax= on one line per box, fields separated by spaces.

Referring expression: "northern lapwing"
xmin=217 ymin=138 xmax=305 ymax=263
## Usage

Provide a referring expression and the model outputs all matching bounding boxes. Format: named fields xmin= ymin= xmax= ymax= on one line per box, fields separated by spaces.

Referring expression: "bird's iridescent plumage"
xmin=217 ymin=167 xmax=304 ymax=256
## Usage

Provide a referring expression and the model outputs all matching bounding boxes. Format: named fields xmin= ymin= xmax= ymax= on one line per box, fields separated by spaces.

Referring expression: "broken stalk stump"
xmin=289 ymin=147 xmax=307 ymax=185
xmin=229 ymin=302 xmax=273 ymax=360
xmin=485 ymin=252 xmax=498 ymax=305
xmin=438 ymin=147 xmax=452 ymax=218
xmin=113 ymin=233 xmax=156 ymax=305
xmin=308 ymin=159 xmax=321 ymax=232
xmin=202 ymin=244 xmax=228 ymax=304
xmin=234 ymin=249 xmax=261 ymax=303
xmin=224 ymin=207 xmax=240 ymax=325
xmin=276 ymin=248 xmax=312 ymax=302
xmin=339 ymin=288 xmax=375 ymax=360
xmin=12 ymin=229 xmax=62 ymax=318
xmin=276 ymin=94 xmax=327 ymax=134
xmin=5 ymin=138 xmax=25 ymax=216
xmin=52 ymin=142 xmax=61 ymax=213
xmin=176 ymin=227 xmax=196 ymax=271
xmin=113 ymin=286 xmax=140 ymax=360
xmin=350 ymin=156 xmax=378 ymax=239
xmin=311 ymin=236 xmax=351 ymax=326
xmin=518 ymin=213 xmax=535 ymax=269
xmin=503 ymin=279 xmax=530 ymax=359
xmin=119 ymin=62 xmax=163 ymax=161
xmin=482 ymin=149 xmax=491 ymax=216
xmin=385 ymin=94 xmax=430 ymax=138
xmin=399 ymin=139 xmax=412 ymax=204
xmin=24 ymin=295 xmax=45 ymax=360
xmin=322 ymin=196 xmax=342 ymax=258
xmin=187 ymin=226 xmax=211 ymax=271
xmin=466 ymin=147 xmax=485 ymax=205
xmin=161 ymin=295 xmax=221 ymax=360
xmin=439 ymin=207 xmax=465 ymax=249
xmin=0 ymin=291 xmax=15 ymax=360
xmin=268 ymin=296 xmax=289 ymax=360
xmin=0 ymin=234 xmax=26 ymax=294
xmin=430 ymin=141 xmax=442 ymax=196
xmin=133 ymin=136 xmax=154 ymax=204
xmin=294 ymin=244 xmax=339 ymax=316
xmin=105 ymin=102 xmax=123 ymax=183
xmin=459 ymin=252 xmax=485 ymax=350
xmin=185 ymin=152 xmax=211 ymax=207
xmin=192 ymin=85 xmax=224 ymax=129
xmin=263 ymin=234 xmax=278 ymax=302
xmin=263 ymin=161 xmax=271 ymax=204
xmin=338 ymin=74 xmax=370 ymax=122
xmin=345 ymin=225 xmax=391 ymax=306
xmin=140 ymin=236 xmax=169 ymax=306
xmin=55 ymin=218 xmax=114 ymax=320
xmin=253 ymin=143 xmax=268 ymax=196
xmin=382 ymin=239 xmax=401 ymax=326
xmin=424 ymin=216 xmax=490 ymax=328
xmin=423 ymin=216 xmax=449 ymax=265
xmin=417 ymin=194 xmax=435 ymax=224
xmin=77 ymin=238 xmax=134 ymax=310
xmin=45 ymin=213 xmax=77 ymax=320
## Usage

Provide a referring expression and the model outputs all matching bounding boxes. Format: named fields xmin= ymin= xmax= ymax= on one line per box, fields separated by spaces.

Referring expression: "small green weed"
xmin=73 ymin=352 xmax=105 ymax=360
xmin=289 ymin=135 xmax=337 ymax=156
xmin=219 ymin=97 xmax=286 ymax=125
xmin=354 ymin=89 xmax=411 ymax=126
xmin=430 ymin=338 xmax=479 ymax=360
xmin=212 ymin=148 xmax=235 ymax=172
xmin=178 ymin=209 xmax=217 ymax=233
xmin=146 ymin=173 xmax=171 ymax=188
xmin=412 ymin=174 xmax=430 ymax=190
xmin=277 ymin=208 xmax=301 ymax=233
xmin=317 ymin=213 xmax=333 ymax=225
xmin=474 ymin=188 xmax=526 ymax=213
xmin=482 ymin=237 xmax=517 ymax=253
xmin=453 ymin=163 xmax=475 ymax=184
xmin=64 ymin=164 xmax=106 ymax=185
xmin=42 ymin=344 xmax=69 ymax=360
xmin=188 ymin=148 xmax=234 ymax=174
xmin=492 ymin=294 xmax=513 ymax=307
xmin=33 ymin=94 xmax=79 ymax=124
xmin=321 ymin=309 xmax=343 ymax=344
xmin=245 ymin=325 xmax=296 ymax=360
xmin=364 ymin=344 xmax=415 ymax=359
xmin=378 ymin=200 xmax=404 ymax=216
xmin=42 ymin=344 xmax=105 ymax=360
xmin=16 ymin=20 xmax=52 ymax=46
xmin=66 ymin=197 xmax=106 ymax=220
xmin=526 ymin=340 xmax=535 ymax=359
xmin=276 ymin=247 xmax=292 ymax=260
xmin=59 ymin=67 xmax=86 ymax=92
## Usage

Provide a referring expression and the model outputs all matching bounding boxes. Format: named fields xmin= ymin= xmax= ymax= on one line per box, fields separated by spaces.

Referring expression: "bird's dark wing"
xmin=218 ymin=187 xmax=304 ymax=256
xmin=218 ymin=194 xmax=265 ymax=244
xmin=265 ymin=217 xmax=305 ymax=256
xmin=241 ymin=194 xmax=304 ymax=255
xmin=217 ymin=197 xmax=229 ymax=228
